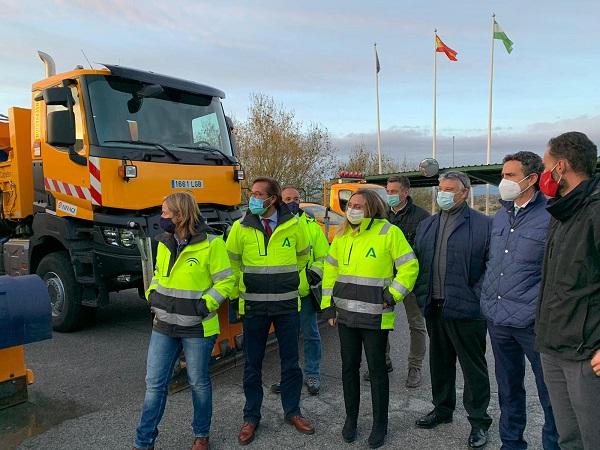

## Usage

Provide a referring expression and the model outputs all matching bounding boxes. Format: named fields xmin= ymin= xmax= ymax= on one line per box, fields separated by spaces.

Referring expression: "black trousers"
xmin=338 ymin=323 xmax=389 ymax=429
xmin=426 ymin=303 xmax=492 ymax=431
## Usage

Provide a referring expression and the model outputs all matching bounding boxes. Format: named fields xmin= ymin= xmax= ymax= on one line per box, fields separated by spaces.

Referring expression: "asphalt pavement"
xmin=0 ymin=289 xmax=547 ymax=449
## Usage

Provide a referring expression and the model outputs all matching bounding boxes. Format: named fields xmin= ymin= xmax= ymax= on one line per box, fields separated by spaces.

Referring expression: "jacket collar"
xmin=501 ymin=190 xmax=544 ymax=215
xmin=241 ymin=203 xmax=295 ymax=231
xmin=155 ymin=220 xmax=216 ymax=251
xmin=547 ymin=174 xmax=600 ymax=222
xmin=390 ymin=196 xmax=414 ymax=216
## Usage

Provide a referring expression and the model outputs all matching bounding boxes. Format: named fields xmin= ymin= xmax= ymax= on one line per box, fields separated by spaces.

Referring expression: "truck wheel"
xmin=36 ymin=252 xmax=82 ymax=332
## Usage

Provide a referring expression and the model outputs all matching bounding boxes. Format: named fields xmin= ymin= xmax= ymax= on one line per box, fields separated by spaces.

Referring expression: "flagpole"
xmin=486 ymin=13 xmax=495 ymax=215
xmin=431 ymin=31 xmax=438 ymax=214
xmin=375 ymin=43 xmax=382 ymax=175
xmin=433 ymin=30 xmax=437 ymax=160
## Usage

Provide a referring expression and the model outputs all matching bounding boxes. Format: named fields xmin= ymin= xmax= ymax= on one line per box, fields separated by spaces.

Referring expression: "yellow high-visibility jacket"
xmin=226 ymin=205 xmax=310 ymax=316
xmin=298 ymin=211 xmax=330 ymax=298
xmin=321 ymin=218 xmax=419 ymax=330
xmin=146 ymin=228 xmax=235 ymax=337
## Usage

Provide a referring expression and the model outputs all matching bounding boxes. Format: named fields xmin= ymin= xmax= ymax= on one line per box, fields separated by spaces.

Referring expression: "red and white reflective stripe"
xmin=44 ymin=177 xmax=92 ymax=201
xmin=88 ymin=156 xmax=102 ymax=206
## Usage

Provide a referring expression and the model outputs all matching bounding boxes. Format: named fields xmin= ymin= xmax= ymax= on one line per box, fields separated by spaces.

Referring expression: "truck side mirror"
xmin=42 ymin=87 xmax=74 ymax=106
xmin=47 ymin=110 xmax=75 ymax=147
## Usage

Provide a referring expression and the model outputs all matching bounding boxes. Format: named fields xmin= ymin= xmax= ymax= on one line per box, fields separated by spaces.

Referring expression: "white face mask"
xmin=498 ymin=175 xmax=531 ymax=201
xmin=346 ymin=208 xmax=365 ymax=225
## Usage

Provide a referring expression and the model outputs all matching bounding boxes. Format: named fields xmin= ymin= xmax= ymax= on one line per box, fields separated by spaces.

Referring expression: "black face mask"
xmin=160 ymin=217 xmax=176 ymax=233
xmin=286 ymin=201 xmax=300 ymax=215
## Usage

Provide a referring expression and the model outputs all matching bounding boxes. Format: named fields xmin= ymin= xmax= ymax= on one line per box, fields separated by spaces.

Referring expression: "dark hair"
xmin=387 ymin=175 xmax=410 ymax=190
xmin=252 ymin=176 xmax=282 ymax=205
xmin=502 ymin=151 xmax=544 ymax=189
xmin=547 ymin=131 xmax=597 ymax=176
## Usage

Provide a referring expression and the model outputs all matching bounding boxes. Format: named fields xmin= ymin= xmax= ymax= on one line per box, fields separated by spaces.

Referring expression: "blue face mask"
xmin=436 ymin=191 xmax=456 ymax=211
xmin=160 ymin=217 xmax=176 ymax=233
xmin=387 ymin=194 xmax=401 ymax=208
xmin=249 ymin=196 xmax=269 ymax=215
xmin=286 ymin=201 xmax=300 ymax=215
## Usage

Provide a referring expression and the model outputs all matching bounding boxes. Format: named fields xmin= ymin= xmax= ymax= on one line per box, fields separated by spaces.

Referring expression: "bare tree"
xmin=338 ymin=142 xmax=414 ymax=175
xmin=234 ymin=93 xmax=337 ymax=199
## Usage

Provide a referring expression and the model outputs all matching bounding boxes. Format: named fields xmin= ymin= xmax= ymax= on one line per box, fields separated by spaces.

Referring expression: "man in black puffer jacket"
xmin=382 ymin=176 xmax=429 ymax=389
xmin=535 ymin=131 xmax=600 ymax=450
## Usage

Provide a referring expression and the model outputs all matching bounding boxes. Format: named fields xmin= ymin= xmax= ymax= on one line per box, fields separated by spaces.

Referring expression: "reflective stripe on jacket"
xmin=321 ymin=218 xmax=419 ymax=330
xmin=226 ymin=204 xmax=311 ymax=317
xmin=298 ymin=212 xmax=330 ymax=298
xmin=146 ymin=229 xmax=235 ymax=338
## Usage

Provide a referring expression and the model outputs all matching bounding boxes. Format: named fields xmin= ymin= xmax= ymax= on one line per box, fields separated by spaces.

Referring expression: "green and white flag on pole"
xmin=494 ymin=20 xmax=513 ymax=53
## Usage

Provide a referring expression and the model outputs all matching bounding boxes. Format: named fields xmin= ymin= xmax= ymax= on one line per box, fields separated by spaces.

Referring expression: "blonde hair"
xmin=336 ymin=189 xmax=388 ymax=236
xmin=164 ymin=191 xmax=202 ymax=237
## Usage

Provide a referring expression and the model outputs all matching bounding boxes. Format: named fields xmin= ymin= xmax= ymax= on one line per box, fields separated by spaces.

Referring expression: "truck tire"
xmin=36 ymin=251 xmax=82 ymax=332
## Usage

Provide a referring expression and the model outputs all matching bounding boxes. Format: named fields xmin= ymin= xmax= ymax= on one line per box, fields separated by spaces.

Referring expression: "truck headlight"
xmin=102 ymin=227 xmax=119 ymax=246
xmin=119 ymin=229 xmax=136 ymax=248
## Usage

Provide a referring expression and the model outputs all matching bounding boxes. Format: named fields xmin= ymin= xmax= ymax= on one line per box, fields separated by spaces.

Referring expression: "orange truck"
xmin=325 ymin=171 xmax=388 ymax=215
xmin=0 ymin=52 xmax=244 ymax=357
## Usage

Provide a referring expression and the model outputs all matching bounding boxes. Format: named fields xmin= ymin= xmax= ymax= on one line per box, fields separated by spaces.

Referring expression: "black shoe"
xmin=341 ymin=417 xmax=357 ymax=443
xmin=270 ymin=382 xmax=281 ymax=394
xmin=368 ymin=426 xmax=387 ymax=449
xmin=468 ymin=428 xmax=488 ymax=448
xmin=415 ymin=410 xmax=453 ymax=429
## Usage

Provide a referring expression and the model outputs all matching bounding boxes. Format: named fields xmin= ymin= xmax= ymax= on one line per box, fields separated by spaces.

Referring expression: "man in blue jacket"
xmin=413 ymin=171 xmax=492 ymax=449
xmin=480 ymin=152 xmax=559 ymax=450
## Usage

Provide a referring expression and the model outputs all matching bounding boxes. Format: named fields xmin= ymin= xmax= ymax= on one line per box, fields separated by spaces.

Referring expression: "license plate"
xmin=171 ymin=179 xmax=204 ymax=189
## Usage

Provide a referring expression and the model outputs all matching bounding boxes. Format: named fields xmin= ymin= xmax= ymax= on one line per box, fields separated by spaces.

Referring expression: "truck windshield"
xmin=86 ymin=75 xmax=232 ymax=157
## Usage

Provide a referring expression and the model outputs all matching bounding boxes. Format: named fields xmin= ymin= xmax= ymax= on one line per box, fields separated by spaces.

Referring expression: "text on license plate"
xmin=171 ymin=179 xmax=204 ymax=189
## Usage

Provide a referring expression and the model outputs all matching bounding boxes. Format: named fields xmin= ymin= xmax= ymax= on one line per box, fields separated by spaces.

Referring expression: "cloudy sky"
xmin=2 ymin=0 xmax=599 ymax=167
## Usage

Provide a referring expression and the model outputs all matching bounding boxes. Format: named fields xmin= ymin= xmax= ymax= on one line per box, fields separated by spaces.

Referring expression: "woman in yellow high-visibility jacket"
xmin=133 ymin=192 xmax=234 ymax=450
xmin=321 ymin=189 xmax=419 ymax=449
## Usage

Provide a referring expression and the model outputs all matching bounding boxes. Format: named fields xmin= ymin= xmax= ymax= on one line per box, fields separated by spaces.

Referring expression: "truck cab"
xmin=0 ymin=55 xmax=244 ymax=341
xmin=327 ymin=171 xmax=388 ymax=215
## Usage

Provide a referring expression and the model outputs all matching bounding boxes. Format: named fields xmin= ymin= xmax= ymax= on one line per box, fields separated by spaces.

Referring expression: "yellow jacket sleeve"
xmin=321 ymin=236 xmax=339 ymax=310
xmin=295 ymin=216 xmax=311 ymax=271
xmin=387 ymin=226 xmax=419 ymax=302
xmin=225 ymin=220 xmax=242 ymax=299
xmin=307 ymin=218 xmax=329 ymax=279
xmin=203 ymin=236 xmax=236 ymax=311
xmin=145 ymin=243 xmax=163 ymax=300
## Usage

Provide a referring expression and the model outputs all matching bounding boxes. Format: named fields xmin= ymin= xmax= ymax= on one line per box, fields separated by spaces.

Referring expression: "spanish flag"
xmin=435 ymin=35 xmax=458 ymax=61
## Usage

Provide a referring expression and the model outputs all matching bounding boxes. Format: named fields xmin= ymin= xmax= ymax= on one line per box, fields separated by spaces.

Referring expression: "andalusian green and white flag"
xmin=494 ymin=20 xmax=513 ymax=53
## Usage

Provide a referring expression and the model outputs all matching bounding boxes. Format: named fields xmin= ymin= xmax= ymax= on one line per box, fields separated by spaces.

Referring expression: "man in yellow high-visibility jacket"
xmin=269 ymin=186 xmax=329 ymax=396
xmin=226 ymin=177 xmax=314 ymax=445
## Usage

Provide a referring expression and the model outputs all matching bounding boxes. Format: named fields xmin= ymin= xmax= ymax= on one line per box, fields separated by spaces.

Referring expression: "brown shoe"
xmin=238 ymin=422 xmax=259 ymax=445
xmin=191 ymin=437 xmax=209 ymax=450
xmin=286 ymin=415 xmax=315 ymax=435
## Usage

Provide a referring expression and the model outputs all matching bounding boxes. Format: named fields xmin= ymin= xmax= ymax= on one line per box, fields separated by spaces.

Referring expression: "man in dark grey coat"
xmin=413 ymin=172 xmax=492 ymax=449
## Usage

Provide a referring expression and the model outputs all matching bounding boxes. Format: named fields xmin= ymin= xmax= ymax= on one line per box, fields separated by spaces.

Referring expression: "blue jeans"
xmin=300 ymin=296 xmax=321 ymax=380
xmin=134 ymin=331 xmax=216 ymax=449
xmin=243 ymin=313 xmax=302 ymax=423
xmin=488 ymin=323 xmax=559 ymax=450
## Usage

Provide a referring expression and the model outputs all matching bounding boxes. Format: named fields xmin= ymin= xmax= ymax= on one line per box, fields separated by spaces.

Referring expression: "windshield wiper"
xmin=103 ymin=140 xmax=181 ymax=161
xmin=173 ymin=144 xmax=237 ymax=164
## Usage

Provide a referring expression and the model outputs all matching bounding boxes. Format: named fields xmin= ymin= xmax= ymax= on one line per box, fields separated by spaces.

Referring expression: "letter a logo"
xmin=282 ymin=237 xmax=291 ymax=248
xmin=365 ymin=247 xmax=376 ymax=258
